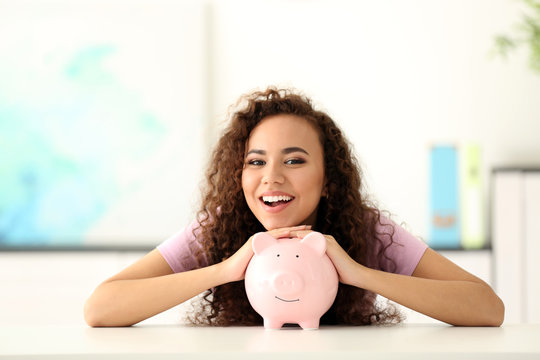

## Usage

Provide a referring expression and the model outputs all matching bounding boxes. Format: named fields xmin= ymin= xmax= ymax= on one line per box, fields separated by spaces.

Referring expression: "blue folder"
xmin=429 ymin=145 xmax=460 ymax=249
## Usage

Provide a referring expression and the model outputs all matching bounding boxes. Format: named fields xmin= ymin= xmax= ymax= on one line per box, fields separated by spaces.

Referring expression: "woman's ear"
xmin=321 ymin=178 xmax=328 ymax=197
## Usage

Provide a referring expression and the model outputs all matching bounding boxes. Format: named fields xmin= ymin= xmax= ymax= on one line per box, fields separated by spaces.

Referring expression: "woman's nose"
xmin=261 ymin=163 xmax=285 ymax=184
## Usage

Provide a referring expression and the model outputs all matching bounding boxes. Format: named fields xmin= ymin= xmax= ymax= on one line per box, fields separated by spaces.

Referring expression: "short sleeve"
xmin=370 ymin=216 xmax=428 ymax=276
xmin=157 ymin=220 xmax=208 ymax=273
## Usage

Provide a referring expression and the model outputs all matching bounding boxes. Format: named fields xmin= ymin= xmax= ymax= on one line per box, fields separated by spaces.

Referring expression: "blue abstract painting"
xmin=0 ymin=0 xmax=206 ymax=248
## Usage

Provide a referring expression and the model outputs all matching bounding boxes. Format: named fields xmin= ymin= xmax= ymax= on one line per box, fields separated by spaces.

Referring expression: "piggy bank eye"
xmin=296 ymin=255 xmax=299 ymax=258
xmin=276 ymin=254 xmax=280 ymax=258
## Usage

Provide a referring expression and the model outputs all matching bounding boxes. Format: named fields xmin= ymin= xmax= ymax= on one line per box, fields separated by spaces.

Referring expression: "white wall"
xmin=1 ymin=0 xmax=539 ymax=326
xmin=209 ymin=0 xmax=540 ymax=237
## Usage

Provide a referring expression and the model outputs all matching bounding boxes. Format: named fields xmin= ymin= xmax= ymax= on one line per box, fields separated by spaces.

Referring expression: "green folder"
xmin=460 ymin=144 xmax=485 ymax=249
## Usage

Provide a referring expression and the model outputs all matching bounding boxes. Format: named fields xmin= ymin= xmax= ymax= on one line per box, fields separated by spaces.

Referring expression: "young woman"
xmin=84 ymin=87 xmax=504 ymax=327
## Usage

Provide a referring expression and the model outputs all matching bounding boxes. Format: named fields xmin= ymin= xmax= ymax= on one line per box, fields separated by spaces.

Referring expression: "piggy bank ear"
xmin=252 ymin=232 xmax=278 ymax=255
xmin=300 ymin=232 xmax=327 ymax=257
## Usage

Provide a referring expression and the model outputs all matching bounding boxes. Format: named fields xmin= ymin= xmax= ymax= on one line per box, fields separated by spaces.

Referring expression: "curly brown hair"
xmin=191 ymin=87 xmax=402 ymax=326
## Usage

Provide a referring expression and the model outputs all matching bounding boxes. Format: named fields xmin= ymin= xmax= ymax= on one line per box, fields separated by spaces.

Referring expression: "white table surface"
xmin=1 ymin=324 xmax=539 ymax=359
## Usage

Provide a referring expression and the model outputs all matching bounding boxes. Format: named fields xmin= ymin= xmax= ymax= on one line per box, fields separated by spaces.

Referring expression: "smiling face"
xmin=241 ymin=114 xmax=326 ymax=230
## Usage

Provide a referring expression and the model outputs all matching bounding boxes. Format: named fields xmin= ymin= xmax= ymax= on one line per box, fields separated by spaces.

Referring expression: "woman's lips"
xmin=260 ymin=199 xmax=293 ymax=213
xmin=259 ymin=194 xmax=294 ymax=213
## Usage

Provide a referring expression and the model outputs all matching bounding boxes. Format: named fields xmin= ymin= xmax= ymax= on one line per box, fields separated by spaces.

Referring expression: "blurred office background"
xmin=1 ymin=0 xmax=539 ymax=325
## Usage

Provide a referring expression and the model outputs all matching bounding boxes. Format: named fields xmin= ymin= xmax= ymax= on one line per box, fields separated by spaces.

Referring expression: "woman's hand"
xmin=322 ymin=234 xmax=367 ymax=286
xmin=220 ymin=225 xmax=312 ymax=283
xmin=219 ymin=236 xmax=255 ymax=283
xmin=266 ymin=224 xmax=312 ymax=239
xmin=295 ymin=231 xmax=365 ymax=286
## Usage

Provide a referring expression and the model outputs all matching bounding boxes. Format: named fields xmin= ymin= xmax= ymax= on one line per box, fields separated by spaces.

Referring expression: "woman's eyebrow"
xmin=246 ymin=149 xmax=265 ymax=156
xmin=246 ymin=147 xmax=309 ymax=156
xmin=282 ymin=147 xmax=309 ymax=155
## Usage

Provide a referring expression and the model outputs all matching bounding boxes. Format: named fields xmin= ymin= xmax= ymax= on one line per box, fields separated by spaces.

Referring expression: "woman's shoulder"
xmin=371 ymin=215 xmax=428 ymax=275
xmin=156 ymin=220 xmax=208 ymax=273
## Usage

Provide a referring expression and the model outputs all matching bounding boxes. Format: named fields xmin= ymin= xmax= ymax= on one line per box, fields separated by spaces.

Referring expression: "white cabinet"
xmin=0 ymin=249 xmax=493 ymax=326
xmin=492 ymin=168 xmax=540 ymax=324
xmin=0 ymin=251 xmax=187 ymax=326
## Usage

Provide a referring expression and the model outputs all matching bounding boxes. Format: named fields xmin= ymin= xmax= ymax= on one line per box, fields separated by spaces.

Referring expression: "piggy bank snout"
xmin=271 ymin=271 xmax=304 ymax=296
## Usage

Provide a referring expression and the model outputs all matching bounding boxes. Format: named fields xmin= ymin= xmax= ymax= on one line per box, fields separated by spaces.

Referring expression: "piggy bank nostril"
xmin=272 ymin=272 xmax=304 ymax=295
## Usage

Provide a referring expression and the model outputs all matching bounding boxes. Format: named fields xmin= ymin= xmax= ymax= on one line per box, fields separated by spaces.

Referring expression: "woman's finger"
xmin=267 ymin=225 xmax=312 ymax=238
xmin=290 ymin=230 xmax=313 ymax=239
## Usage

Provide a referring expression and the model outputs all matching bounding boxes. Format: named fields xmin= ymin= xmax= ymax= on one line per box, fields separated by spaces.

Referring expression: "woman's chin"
xmin=261 ymin=220 xmax=296 ymax=231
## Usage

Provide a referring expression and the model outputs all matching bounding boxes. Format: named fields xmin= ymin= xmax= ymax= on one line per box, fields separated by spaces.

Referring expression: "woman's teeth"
xmin=262 ymin=195 xmax=293 ymax=203
xmin=262 ymin=195 xmax=293 ymax=207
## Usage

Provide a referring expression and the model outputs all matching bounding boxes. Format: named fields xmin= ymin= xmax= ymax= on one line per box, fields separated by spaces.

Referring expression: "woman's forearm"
xmin=84 ymin=235 xmax=255 ymax=327
xmin=354 ymin=265 xmax=505 ymax=326
xmin=84 ymin=263 xmax=227 ymax=327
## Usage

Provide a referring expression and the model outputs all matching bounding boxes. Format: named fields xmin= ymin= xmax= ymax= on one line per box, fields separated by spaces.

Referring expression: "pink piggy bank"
xmin=244 ymin=231 xmax=339 ymax=330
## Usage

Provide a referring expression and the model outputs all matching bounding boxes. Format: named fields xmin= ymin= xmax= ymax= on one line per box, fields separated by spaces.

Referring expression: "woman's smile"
xmin=259 ymin=191 xmax=295 ymax=212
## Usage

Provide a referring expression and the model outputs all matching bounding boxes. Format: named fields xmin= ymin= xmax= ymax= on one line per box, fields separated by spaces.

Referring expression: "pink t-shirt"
xmin=157 ymin=217 xmax=428 ymax=276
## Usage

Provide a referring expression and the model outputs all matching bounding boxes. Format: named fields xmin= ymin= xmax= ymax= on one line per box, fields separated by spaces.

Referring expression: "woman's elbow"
xmin=480 ymin=287 xmax=505 ymax=327
xmin=83 ymin=291 xmax=122 ymax=327
xmin=83 ymin=296 xmax=137 ymax=327
xmin=84 ymin=297 xmax=107 ymax=327
xmin=489 ymin=296 xmax=505 ymax=327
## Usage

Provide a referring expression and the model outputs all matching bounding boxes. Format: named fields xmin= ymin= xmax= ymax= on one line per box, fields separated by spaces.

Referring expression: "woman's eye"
xmin=247 ymin=159 xmax=265 ymax=166
xmin=285 ymin=158 xmax=305 ymax=165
